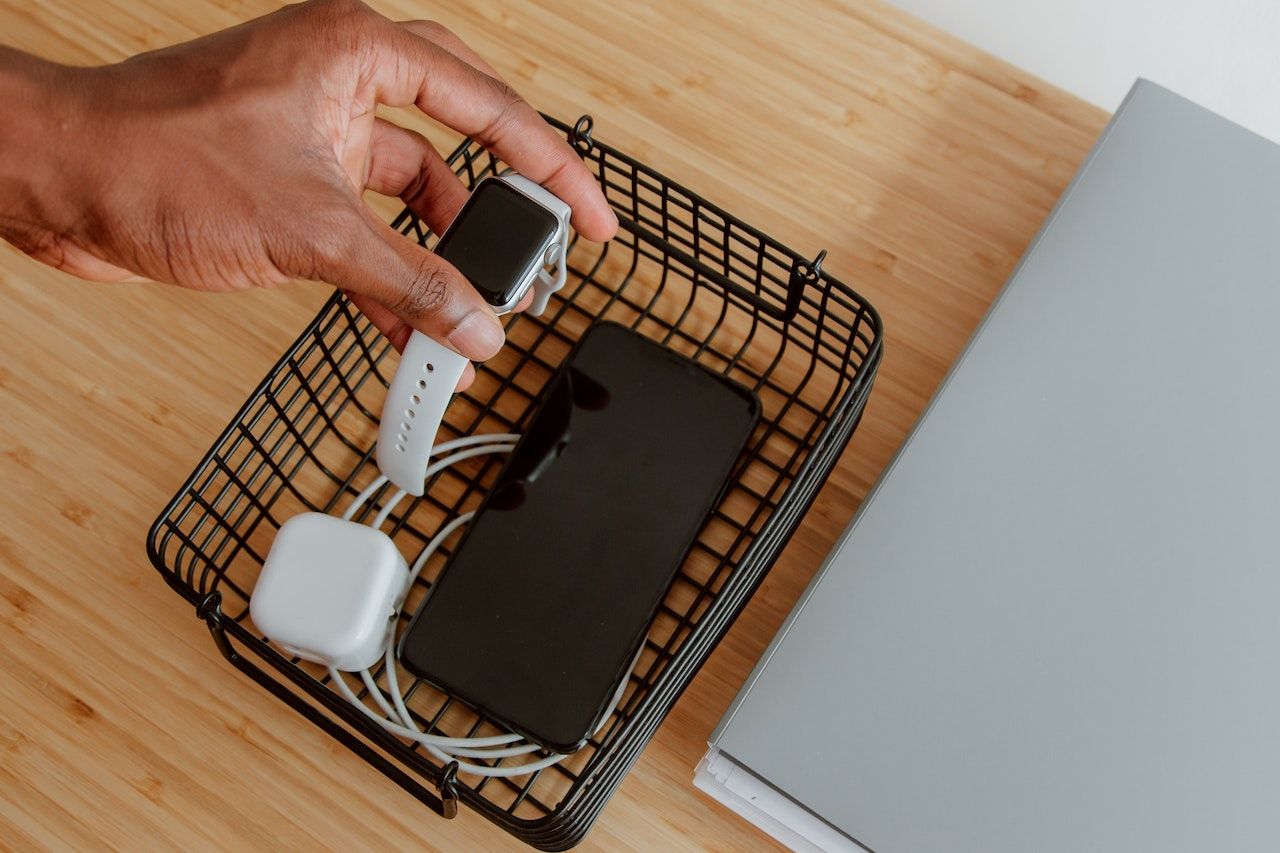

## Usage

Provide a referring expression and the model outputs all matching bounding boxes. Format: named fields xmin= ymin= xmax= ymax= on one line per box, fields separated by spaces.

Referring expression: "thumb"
xmin=316 ymin=205 xmax=506 ymax=361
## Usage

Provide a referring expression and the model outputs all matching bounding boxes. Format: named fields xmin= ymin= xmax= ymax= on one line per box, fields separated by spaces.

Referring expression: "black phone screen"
xmin=398 ymin=322 xmax=761 ymax=751
xmin=432 ymin=179 xmax=558 ymax=307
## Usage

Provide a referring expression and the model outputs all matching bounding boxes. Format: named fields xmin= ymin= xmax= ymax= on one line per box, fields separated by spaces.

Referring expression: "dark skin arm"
xmin=0 ymin=0 xmax=618 ymax=388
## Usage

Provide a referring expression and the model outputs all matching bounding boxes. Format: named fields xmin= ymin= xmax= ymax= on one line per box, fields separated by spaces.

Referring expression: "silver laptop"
xmin=698 ymin=80 xmax=1280 ymax=852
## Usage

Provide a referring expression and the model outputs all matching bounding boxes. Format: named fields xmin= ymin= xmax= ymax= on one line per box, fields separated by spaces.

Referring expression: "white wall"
xmin=889 ymin=0 xmax=1280 ymax=143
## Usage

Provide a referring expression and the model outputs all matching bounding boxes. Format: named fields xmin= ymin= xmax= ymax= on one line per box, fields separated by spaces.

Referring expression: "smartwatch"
xmin=376 ymin=174 xmax=572 ymax=496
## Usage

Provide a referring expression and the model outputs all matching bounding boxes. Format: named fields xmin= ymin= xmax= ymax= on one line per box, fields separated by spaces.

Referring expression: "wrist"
xmin=0 ymin=49 xmax=93 ymax=248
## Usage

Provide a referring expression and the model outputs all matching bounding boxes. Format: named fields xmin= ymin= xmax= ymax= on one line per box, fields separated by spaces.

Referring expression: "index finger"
xmin=368 ymin=22 xmax=618 ymax=242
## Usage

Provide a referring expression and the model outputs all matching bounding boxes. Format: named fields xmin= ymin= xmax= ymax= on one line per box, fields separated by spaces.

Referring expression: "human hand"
xmin=0 ymin=0 xmax=617 ymax=387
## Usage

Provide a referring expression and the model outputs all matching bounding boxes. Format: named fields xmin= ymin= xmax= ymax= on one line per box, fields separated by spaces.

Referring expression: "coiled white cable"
xmin=330 ymin=435 xmax=632 ymax=778
xmin=340 ymin=433 xmax=520 ymax=523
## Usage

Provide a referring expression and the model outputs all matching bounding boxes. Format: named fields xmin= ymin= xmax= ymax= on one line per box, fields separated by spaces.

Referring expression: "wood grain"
xmin=0 ymin=0 xmax=1109 ymax=848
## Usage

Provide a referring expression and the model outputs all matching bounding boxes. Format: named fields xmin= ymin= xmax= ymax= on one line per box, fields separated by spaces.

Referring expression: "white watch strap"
xmin=375 ymin=331 xmax=469 ymax=496
xmin=528 ymin=242 xmax=567 ymax=316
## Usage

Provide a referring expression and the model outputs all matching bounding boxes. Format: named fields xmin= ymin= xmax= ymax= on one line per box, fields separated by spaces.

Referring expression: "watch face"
xmin=432 ymin=179 xmax=559 ymax=309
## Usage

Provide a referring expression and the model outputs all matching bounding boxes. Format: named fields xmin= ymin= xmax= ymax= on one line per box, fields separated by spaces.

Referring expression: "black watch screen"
xmin=433 ymin=179 xmax=559 ymax=308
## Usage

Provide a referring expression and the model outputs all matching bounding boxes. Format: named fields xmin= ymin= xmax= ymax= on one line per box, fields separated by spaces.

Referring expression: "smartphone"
xmin=398 ymin=322 xmax=761 ymax=752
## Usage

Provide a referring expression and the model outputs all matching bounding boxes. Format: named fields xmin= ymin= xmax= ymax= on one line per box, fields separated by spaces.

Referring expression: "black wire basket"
xmin=147 ymin=114 xmax=883 ymax=849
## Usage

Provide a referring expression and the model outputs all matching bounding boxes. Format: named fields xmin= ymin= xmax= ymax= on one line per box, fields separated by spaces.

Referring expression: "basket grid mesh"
xmin=148 ymin=115 xmax=881 ymax=844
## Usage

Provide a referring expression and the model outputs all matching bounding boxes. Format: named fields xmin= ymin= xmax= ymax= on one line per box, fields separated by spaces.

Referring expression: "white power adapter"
xmin=250 ymin=512 xmax=409 ymax=671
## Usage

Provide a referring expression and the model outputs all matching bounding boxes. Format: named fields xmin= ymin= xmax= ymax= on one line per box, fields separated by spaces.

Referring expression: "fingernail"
xmin=447 ymin=309 xmax=505 ymax=360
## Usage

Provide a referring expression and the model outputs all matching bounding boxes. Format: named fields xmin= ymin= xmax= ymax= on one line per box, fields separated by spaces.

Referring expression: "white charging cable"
xmin=340 ymin=433 xmax=521 ymax=524
xmin=331 ymin=435 xmax=631 ymax=778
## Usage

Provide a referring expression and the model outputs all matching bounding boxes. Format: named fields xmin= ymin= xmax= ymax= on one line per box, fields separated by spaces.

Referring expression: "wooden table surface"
xmin=0 ymin=0 xmax=1107 ymax=848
